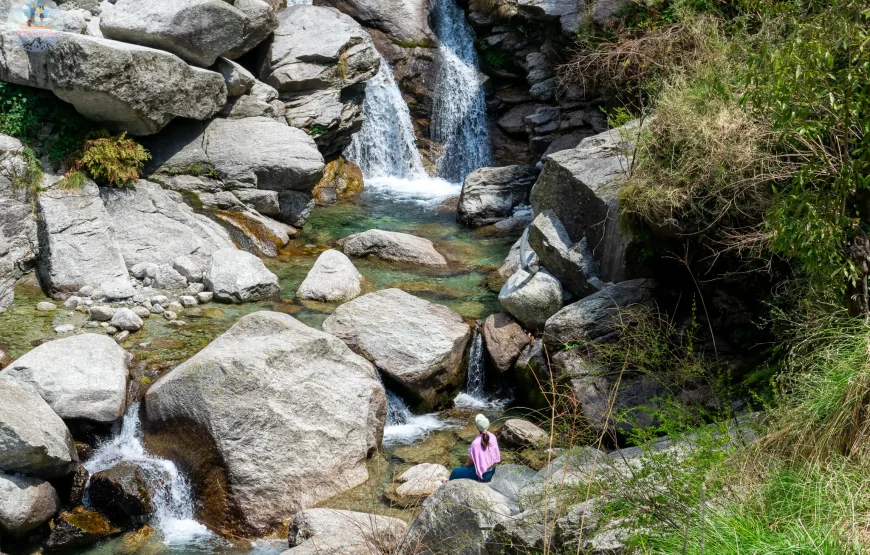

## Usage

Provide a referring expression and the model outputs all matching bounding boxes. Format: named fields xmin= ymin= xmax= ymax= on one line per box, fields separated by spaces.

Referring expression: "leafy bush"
xmin=77 ymin=131 xmax=151 ymax=188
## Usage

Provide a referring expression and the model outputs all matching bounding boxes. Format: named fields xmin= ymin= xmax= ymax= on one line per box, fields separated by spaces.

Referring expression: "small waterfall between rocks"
xmin=383 ymin=390 xmax=447 ymax=445
xmin=431 ymin=0 xmax=492 ymax=183
xmin=85 ymin=405 xmax=213 ymax=546
xmin=455 ymin=327 xmax=510 ymax=410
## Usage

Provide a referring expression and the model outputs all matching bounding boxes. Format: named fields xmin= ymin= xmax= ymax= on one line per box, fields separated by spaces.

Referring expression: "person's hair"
xmin=481 ymin=431 xmax=490 ymax=450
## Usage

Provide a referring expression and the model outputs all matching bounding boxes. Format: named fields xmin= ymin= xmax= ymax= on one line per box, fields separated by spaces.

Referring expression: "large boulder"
xmin=0 ymin=334 xmax=130 ymax=423
xmin=322 ymin=289 xmax=471 ymax=410
xmin=225 ymin=0 xmax=281 ymax=60
xmin=204 ymin=248 xmax=280 ymax=303
xmin=456 ymin=166 xmax=539 ymax=228
xmin=36 ymin=181 xmax=133 ymax=300
xmin=0 ymin=31 xmax=227 ymax=135
xmin=285 ymin=508 xmax=408 ymax=554
xmin=401 ymin=479 xmax=515 ymax=555
xmin=260 ymin=5 xmax=378 ymax=93
xmin=316 ymin=0 xmax=434 ymax=46
xmin=498 ymin=269 xmax=563 ymax=332
xmin=530 ymin=122 xmax=640 ymax=282
xmin=282 ymin=87 xmax=367 ymax=157
xmin=528 ymin=210 xmax=603 ymax=297
xmin=482 ymin=312 xmax=530 ymax=374
xmin=0 ymin=380 xmax=78 ymax=477
xmin=0 ymin=472 xmax=60 ymax=537
xmin=148 ymin=117 xmax=325 ymax=192
xmin=296 ymin=249 xmax=362 ymax=303
xmin=145 ymin=311 xmax=386 ymax=535
xmin=543 ymin=279 xmax=657 ymax=348
xmin=100 ymin=180 xmax=234 ymax=271
xmin=0 ymin=135 xmax=37 ymax=313
xmin=100 ymin=0 xmax=276 ymax=68
xmin=341 ymin=229 xmax=447 ymax=266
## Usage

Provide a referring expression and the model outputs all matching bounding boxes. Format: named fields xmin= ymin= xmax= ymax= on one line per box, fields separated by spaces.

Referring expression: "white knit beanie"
xmin=475 ymin=414 xmax=490 ymax=432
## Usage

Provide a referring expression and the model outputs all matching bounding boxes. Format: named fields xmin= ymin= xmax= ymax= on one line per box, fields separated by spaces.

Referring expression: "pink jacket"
xmin=469 ymin=432 xmax=501 ymax=479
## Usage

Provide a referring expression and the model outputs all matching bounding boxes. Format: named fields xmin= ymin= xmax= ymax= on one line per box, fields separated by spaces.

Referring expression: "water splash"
xmin=431 ymin=0 xmax=492 ymax=182
xmin=383 ymin=390 xmax=448 ymax=445
xmin=284 ymin=0 xmax=312 ymax=5
xmin=454 ymin=328 xmax=510 ymax=410
xmin=84 ymin=405 xmax=215 ymax=546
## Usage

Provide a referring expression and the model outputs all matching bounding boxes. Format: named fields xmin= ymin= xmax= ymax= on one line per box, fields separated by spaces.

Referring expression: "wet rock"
xmin=99 ymin=0 xmax=270 ymax=68
xmin=0 ymin=31 xmax=227 ymax=135
xmin=277 ymin=191 xmax=316 ymax=228
xmin=499 ymin=419 xmax=549 ymax=449
xmin=296 ymin=249 xmax=362 ymax=303
xmin=88 ymin=462 xmax=155 ymax=526
xmin=401 ymin=479 xmax=514 ymax=555
xmin=323 ymin=289 xmax=471 ymax=410
xmin=36 ymin=181 xmax=132 ymax=299
xmin=341 ymin=230 xmax=448 ymax=266
xmin=530 ymin=122 xmax=641 ymax=282
xmin=204 ymin=248 xmax=280 ymax=303
xmin=0 ymin=380 xmax=78 ymax=477
xmin=482 ymin=312 xmax=530 ymax=374
xmin=101 ymin=181 xmax=234 ymax=271
xmin=145 ymin=311 xmax=386 ymax=535
xmin=543 ymin=279 xmax=657 ymax=348
xmin=456 ymin=166 xmax=540 ymax=228
xmin=0 ymin=472 xmax=60 ymax=537
xmin=285 ymin=508 xmax=408 ymax=555
xmin=312 ymin=159 xmax=364 ymax=206
xmin=498 ymin=269 xmax=563 ymax=331
xmin=148 ymin=118 xmax=324 ymax=192
xmin=45 ymin=508 xmax=120 ymax=550
xmin=529 ymin=210 xmax=603 ymax=297
xmin=111 ymin=308 xmax=143 ymax=332
xmin=0 ymin=334 xmax=130 ymax=422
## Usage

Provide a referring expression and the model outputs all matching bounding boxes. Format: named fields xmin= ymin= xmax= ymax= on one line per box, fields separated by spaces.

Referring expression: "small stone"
xmin=66 ymin=311 xmax=74 ymax=317
xmin=151 ymin=295 xmax=169 ymax=305
xmin=76 ymin=305 xmax=88 ymax=313
xmin=132 ymin=294 xmax=147 ymax=304
xmin=37 ymin=301 xmax=57 ymax=312
xmin=86 ymin=322 xmax=99 ymax=328
xmin=179 ymin=296 xmax=198 ymax=308
xmin=90 ymin=306 xmax=116 ymax=322
xmin=163 ymin=311 xmax=177 ymax=321
xmin=84 ymin=299 xmax=93 ymax=306
xmin=100 ymin=322 xmax=110 ymax=328
xmin=110 ymin=308 xmax=144 ymax=332
xmin=115 ymin=331 xmax=130 ymax=342
xmin=165 ymin=320 xmax=186 ymax=328
xmin=132 ymin=306 xmax=151 ymax=319
xmin=54 ymin=324 xmax=75 ymax=334
xmin=143 ymin=278 xmax=154 ymax=287
xmin=166 ymin=302 xmax=184 ymax=313
xmin=196 ymin=292 xmax=214 ymax=304
xmin=78 ymin=286 xmax=95 ymax=297
xmin=106 ymin=326 xmax=119 ymax=335
xmin=188 ymin=282 xmax=205 ymax=295
xmin=64 ymin=296 xmax=82 ymax=309
xmin=100 ymin=277 xmax=135 ymax=300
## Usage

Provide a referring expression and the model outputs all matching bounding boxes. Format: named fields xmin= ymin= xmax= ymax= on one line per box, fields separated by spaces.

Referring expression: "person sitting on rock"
xmin=450 ymin=414 xmax=500 ymax=482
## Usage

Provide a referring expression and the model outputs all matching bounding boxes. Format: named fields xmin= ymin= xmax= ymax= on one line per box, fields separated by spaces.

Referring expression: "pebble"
xmin=151 ymin=295 xmax=169 ymax=305
xmin=84 ymin=299 xmax=93 ymax=306
xmin=150 ymin=304 xmax=165 ymax=315
xmin=166 ymin=320 xmax=186 ymax=328
xmin=86 ymin=321 xmax=99 ymax=328
xmin=75 ymin=305 xmax=88 ymax=313
xmin=188 ymin=282 xmax=205 ymax=294
xmin=64 ymin=296 xmax=82 ymax=309
xmin=197 ymin=292 xmax=214 ymax=304
xmin=36 ymin=301 xmax=57 ymax=312
xmin=163 ymin=310 xmax=178 ymax=321
xmin=132 ymin=294 xmax=147 ymax=304
xmin=78 ymin=285 xmax=94 ymax=297
xmin=132 ymin=306 xmax=151 ymax=319
xmin=115 ymin=331 xmax=130 ymax=342
xmin=143 ymin=277 xmax=154 ymax=287
xmin=100 ymin=322 xmax=110 ymax=328
xmin=54 ymin=324 xmax=75 ymax=334
xmin=90 ymin=306 xmax=116 ymax=322
xmin=106 ymin=326 xmax=119 ymax=335
xmin=166 ymin=301 xmax=184 ymax=313
xmin=179 ymin=296 xmax=198 ymax=308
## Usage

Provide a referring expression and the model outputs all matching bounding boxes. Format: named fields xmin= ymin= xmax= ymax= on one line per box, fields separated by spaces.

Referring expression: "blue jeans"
xmin=449 ymin=465 xmax=495 ymax=482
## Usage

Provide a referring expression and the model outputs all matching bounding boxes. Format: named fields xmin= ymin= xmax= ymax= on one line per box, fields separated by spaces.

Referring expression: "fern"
xmin=78 ymin=131 xmax=151 ymax=188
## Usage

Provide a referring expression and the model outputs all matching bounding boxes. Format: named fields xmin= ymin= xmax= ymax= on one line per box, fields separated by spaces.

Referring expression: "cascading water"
xmin=431 ymin=0 xmax=492 ymax=183
xmin=84 ymin=405 xmax=213 ymax=546
xmin=383 ymin=390 xmax=448 ymax=445
xmin=455 ymin=327 xmax=510 ymax=409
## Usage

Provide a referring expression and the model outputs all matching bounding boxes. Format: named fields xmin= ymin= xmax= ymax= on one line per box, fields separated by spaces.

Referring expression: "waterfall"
xmin=284 ymin=0 xmax=312 ymax=5
xmin=431 ymin=0 xmax=492 ymax=183
xmin=84 ymin=405 xmax=213 ymax=546
xmin=455 ymin=327 xmax=510 ymax=410
xmin=383 ymin=390 xmax=447 ymax=445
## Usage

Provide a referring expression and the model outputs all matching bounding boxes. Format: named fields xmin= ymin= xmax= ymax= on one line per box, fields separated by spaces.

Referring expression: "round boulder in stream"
xmin=145 ymin=311 xmax=386 ymax=536
xmin=322 ymin=289 xmax=472 ymax=410
xmin=88 ymin=462 xmax=156 ymax=526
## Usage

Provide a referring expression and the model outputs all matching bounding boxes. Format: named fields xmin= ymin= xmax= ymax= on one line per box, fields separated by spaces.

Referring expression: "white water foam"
xmin=431 ymin=0 xmax=492 ymax=183
xmin=383 ymin=390 xmax=450 ymax=445
xmin=85 ymin=405 xmax=216 ymax=547
xmin=364 ymin=176 xmax=460 ymax=202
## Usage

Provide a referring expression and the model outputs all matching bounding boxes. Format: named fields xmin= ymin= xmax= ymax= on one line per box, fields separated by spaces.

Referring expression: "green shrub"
xmin=77 ymin=131 xmax=151 ymax=188
xmin=57 ymin=170 xmax=88 ymax=191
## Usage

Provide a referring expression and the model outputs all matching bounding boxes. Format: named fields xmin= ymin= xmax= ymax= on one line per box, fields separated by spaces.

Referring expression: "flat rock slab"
xmin=322 ymin=289 xmax=471 ymax=410
xmin=1 ymin=334 xmax=130 ymax=423
xmin=341 ymin=229 xmax=447 ymax=266
xmin=145 ymin=311 xmax=386 ymax=535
